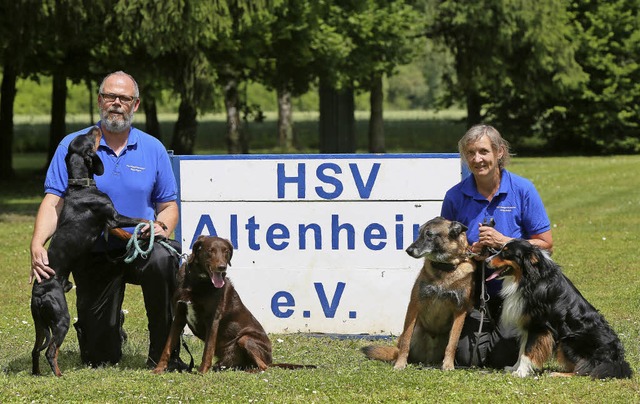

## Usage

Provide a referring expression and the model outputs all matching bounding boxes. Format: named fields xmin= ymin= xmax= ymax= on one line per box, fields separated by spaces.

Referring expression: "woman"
xmin=441 ymin=124 xmax=553 ymax=368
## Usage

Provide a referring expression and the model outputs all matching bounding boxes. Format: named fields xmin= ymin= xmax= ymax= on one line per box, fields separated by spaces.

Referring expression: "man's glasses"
xmin=100 ymin=93 xmax=137 ymax=104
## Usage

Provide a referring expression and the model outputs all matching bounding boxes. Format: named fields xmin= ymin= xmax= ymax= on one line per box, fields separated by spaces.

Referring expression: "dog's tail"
xmin=589 ymin=360 xmax=633 ymax=379
xmin=270 ymin=363 xmax=317 ymax=370
xmin=361 ymin=345 xmax=399 ymax=362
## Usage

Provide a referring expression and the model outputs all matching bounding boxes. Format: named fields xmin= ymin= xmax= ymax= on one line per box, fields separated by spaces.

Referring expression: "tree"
xmin=0 ymin=0 xmax=51 ymax=179
xmin=427 ymin=0 xmax=585 ymax=138
xmin=113 ymin=0 xmax=226 ymax=155
xmin=315 ymin=0 xmax=419 ymax=153
xmin=40 ymin=0 xmax=101 ymax=166
xmin=542 ymin=0 xmax=640 ymax=153
xmin=259 ymin=0 xmax=321 ymax=150
xmin=204 ymin=1 xmax=280 ymax=154
xmin=343 ymin=0 xmax=418 ymax=153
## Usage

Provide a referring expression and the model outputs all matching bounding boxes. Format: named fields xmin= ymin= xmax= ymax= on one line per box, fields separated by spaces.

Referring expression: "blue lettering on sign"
xmin=190 ymin=213 xmax=420 ymax=251
xmin=363 ymin=223 xmax=386 ymax=250
xmin=270 ymin=282 xmax=349 ymax=319
xmin=349 ymin=163 xmax=380 ymax=199
xmin=266 ymin=223 xmax=289 ymax=250
xmin=276 ymin=162 xmax=381 ymax=200
xmin=277 ymin=163 xmax=305 ymax=199
xmin=315 ymin=163 xmax=343 ymax=199
xmin=314 ymin=282 xmax=345 ymax=318
xmin=190 ymin=214 xmax=218 ymax=248
xmin=332 ymin=215 xmax=355 ymax=250
xmin=271 ymin=291 xmax=295 ymax=318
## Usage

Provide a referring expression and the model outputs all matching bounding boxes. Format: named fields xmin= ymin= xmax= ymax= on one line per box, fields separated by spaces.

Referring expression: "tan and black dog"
xmin=153 ymin=235 xmax=314 ymax=374
xmin=362 ymin=216 xmax=475 ymax=370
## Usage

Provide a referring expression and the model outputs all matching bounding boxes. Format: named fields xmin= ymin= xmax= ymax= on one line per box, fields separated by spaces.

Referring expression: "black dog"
xmin=31 ymin=126 xmax=162 ymax=376
xmin=486 ymin=239 xmax=632 ymax=379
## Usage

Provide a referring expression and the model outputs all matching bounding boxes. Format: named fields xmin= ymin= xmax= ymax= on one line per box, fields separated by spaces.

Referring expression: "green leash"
xmin=123 ymin=221 xmax=183 ymax=264
xmin=124 ymin=222 xmax=156 ymax=264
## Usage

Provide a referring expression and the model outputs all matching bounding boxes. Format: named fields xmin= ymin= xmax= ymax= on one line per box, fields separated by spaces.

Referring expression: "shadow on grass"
xmin=4 ymin=349 xmax=152 ymax=376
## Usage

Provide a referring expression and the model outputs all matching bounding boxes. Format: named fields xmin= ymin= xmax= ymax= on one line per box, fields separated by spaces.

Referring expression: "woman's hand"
xmin=473 ymin=223 xmax=511 ymax=257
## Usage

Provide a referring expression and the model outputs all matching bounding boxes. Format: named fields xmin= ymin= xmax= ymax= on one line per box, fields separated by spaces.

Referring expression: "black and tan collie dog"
xmin=486 ymin=239 xmax=632 ymax=379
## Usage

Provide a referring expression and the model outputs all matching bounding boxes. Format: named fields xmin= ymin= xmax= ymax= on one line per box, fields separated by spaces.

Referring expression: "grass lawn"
xmin=1 ymin=117 xmax=638 ymax=402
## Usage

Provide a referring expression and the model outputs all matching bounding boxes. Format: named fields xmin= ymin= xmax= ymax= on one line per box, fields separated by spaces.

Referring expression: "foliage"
xmin=541 ymin=0 xmax=640 ymax=154
xmin=426 ymin=0 xmax=587 ymax=136
xmin=1 ymin=151 xmax=638 ymax=401
xmin=314 ymin=0 xmax=420 ymax=90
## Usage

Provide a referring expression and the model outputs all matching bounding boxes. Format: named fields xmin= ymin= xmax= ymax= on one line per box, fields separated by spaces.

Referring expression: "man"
xmin=30 ymin=71 xmax=187 ymax=371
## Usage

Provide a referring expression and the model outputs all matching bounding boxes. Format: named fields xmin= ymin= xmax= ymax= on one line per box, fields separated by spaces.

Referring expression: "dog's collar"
xmin=430 ymin=261 xmax=458 ymax=271
xmin=68 ymin=178 xmax=96 ymax=187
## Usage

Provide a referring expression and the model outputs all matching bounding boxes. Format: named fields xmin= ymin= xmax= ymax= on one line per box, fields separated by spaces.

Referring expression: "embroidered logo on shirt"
xmin=497 ymin=205 xmax=516 ymax=212
xmin=127 ymin=165 xmax=145 ymax=172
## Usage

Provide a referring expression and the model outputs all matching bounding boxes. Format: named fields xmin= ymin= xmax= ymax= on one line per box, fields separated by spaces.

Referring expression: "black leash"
xmin=470 ymin=217 xmax=497 ymax=367
xmin=471 ymin=261 xmax=493 ymax=366
xmin=180 ymin=334 xmax=195 ymax=372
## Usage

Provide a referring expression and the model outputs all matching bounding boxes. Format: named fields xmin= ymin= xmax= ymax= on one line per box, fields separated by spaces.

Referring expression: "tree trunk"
xmin=87 ymin=79 xmax=94 ymax=125
xmin=319 ymin=78 xmax=355 ymax=153
xmin=0 ymin=63 xmax=17 ymax=180
xmin=143 ymin=94 xmax=161 ymax=140
xmin=368 ymin=73 xmax=385 ymax=153
xmin=170 ymin=99 xmax=198 ymax=155
xmin=277 ymin=86 xmax=295 ymax=150
xmin=466 ymin=91 xmax=482 ymax=128
xmin=224 ymin=77 xmax=246 ymax=154
xmin=47 ymin=70 xmax=68 ymax=168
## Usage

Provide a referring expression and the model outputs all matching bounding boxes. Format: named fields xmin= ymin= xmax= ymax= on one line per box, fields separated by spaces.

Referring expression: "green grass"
xmin=1 ymin=144 xmax=639 ymax=401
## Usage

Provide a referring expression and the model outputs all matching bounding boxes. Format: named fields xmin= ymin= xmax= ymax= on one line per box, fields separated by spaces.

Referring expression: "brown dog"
xmin=362 ymin=217 xmax=475 ymax=370
xmin=153 ymin=235 xmax=313 ymax=373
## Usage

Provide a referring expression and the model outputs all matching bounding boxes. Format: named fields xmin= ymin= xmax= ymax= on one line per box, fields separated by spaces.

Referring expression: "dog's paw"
xmin=393 ymin=360 xmax=407 ymax=370
xmin=441 ymin=360 xmax=455 ymax=371
xmin=512 ymin=368 xmax=532 ymax=378
xmin=511 ymin=356 xmax=535 ymax=377
xmin=151 ymin=367 xmax=165 ymax=375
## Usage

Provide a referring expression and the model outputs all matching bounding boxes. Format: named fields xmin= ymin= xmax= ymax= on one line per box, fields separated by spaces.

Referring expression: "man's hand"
xmin=30 ymin=245 xmax=55 ymax=284
xmin=140 ymin=221 xmax=169 ymax=239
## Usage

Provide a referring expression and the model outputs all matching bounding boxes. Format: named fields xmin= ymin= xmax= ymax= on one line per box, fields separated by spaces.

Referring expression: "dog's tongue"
xmin=211 ymin=272 xmax=225 ymax=288
xmin=486 ymin=269 xmax=501 ymax=282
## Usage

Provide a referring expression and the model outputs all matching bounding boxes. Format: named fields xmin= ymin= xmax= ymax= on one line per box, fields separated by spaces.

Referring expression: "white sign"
xmin=171 ymin=153 xmax=463 ymax=335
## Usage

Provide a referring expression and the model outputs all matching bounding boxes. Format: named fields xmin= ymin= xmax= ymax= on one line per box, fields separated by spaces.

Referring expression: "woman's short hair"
xmin=458 ymin=124 xmax=511 ymax=169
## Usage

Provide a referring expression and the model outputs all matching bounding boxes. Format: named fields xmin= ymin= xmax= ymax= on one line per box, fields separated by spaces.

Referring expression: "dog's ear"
xmin=91 ymin=154 xmax=105 ymax=176
xmin=448 ymin=221 xmax=468 ymax=239
xmin=522 ymin=243 xmax=543 ymax=281
xmin=225 ymin=238 xmax=233 ymax=266
xmin=87 ymin=126 xmax=104 ymax=176
xmin=188 ymin=235 xmax=207 ymax=264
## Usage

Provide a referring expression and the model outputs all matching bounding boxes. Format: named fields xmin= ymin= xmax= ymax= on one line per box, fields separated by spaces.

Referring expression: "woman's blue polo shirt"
xmin=441 ymin=169 xmax=551 ymax=296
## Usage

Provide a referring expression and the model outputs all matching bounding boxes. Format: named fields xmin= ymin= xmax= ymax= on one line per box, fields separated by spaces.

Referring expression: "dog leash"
xmin=123 ymin=222 xmax=187 ymax=264
xmin=471 ymin=261 xmax=491 ymax=367
xmin=124 ymin=222 xmax=156 ymax=263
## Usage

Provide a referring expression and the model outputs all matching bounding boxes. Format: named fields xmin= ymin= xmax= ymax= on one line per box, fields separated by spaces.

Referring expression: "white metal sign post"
xmin=171 ymin=153 xmax=464 ymax=335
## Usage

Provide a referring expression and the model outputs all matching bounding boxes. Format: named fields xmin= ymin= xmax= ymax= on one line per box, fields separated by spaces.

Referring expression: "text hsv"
xmin=277 ymin=162 xmax=381 ymax=199
xmin=189 ymin=162 xmax=425 ymax=250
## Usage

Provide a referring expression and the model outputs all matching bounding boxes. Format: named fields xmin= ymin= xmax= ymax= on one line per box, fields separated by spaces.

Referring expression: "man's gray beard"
xmin=101 ymin=110 xmax=134 ymax=133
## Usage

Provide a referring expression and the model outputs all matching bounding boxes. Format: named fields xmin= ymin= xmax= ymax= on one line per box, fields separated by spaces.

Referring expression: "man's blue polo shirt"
xmin=44 ymin=124 xmax=177 ymax=239
xmin=440 ymin=169 xmax=551 ymax=295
